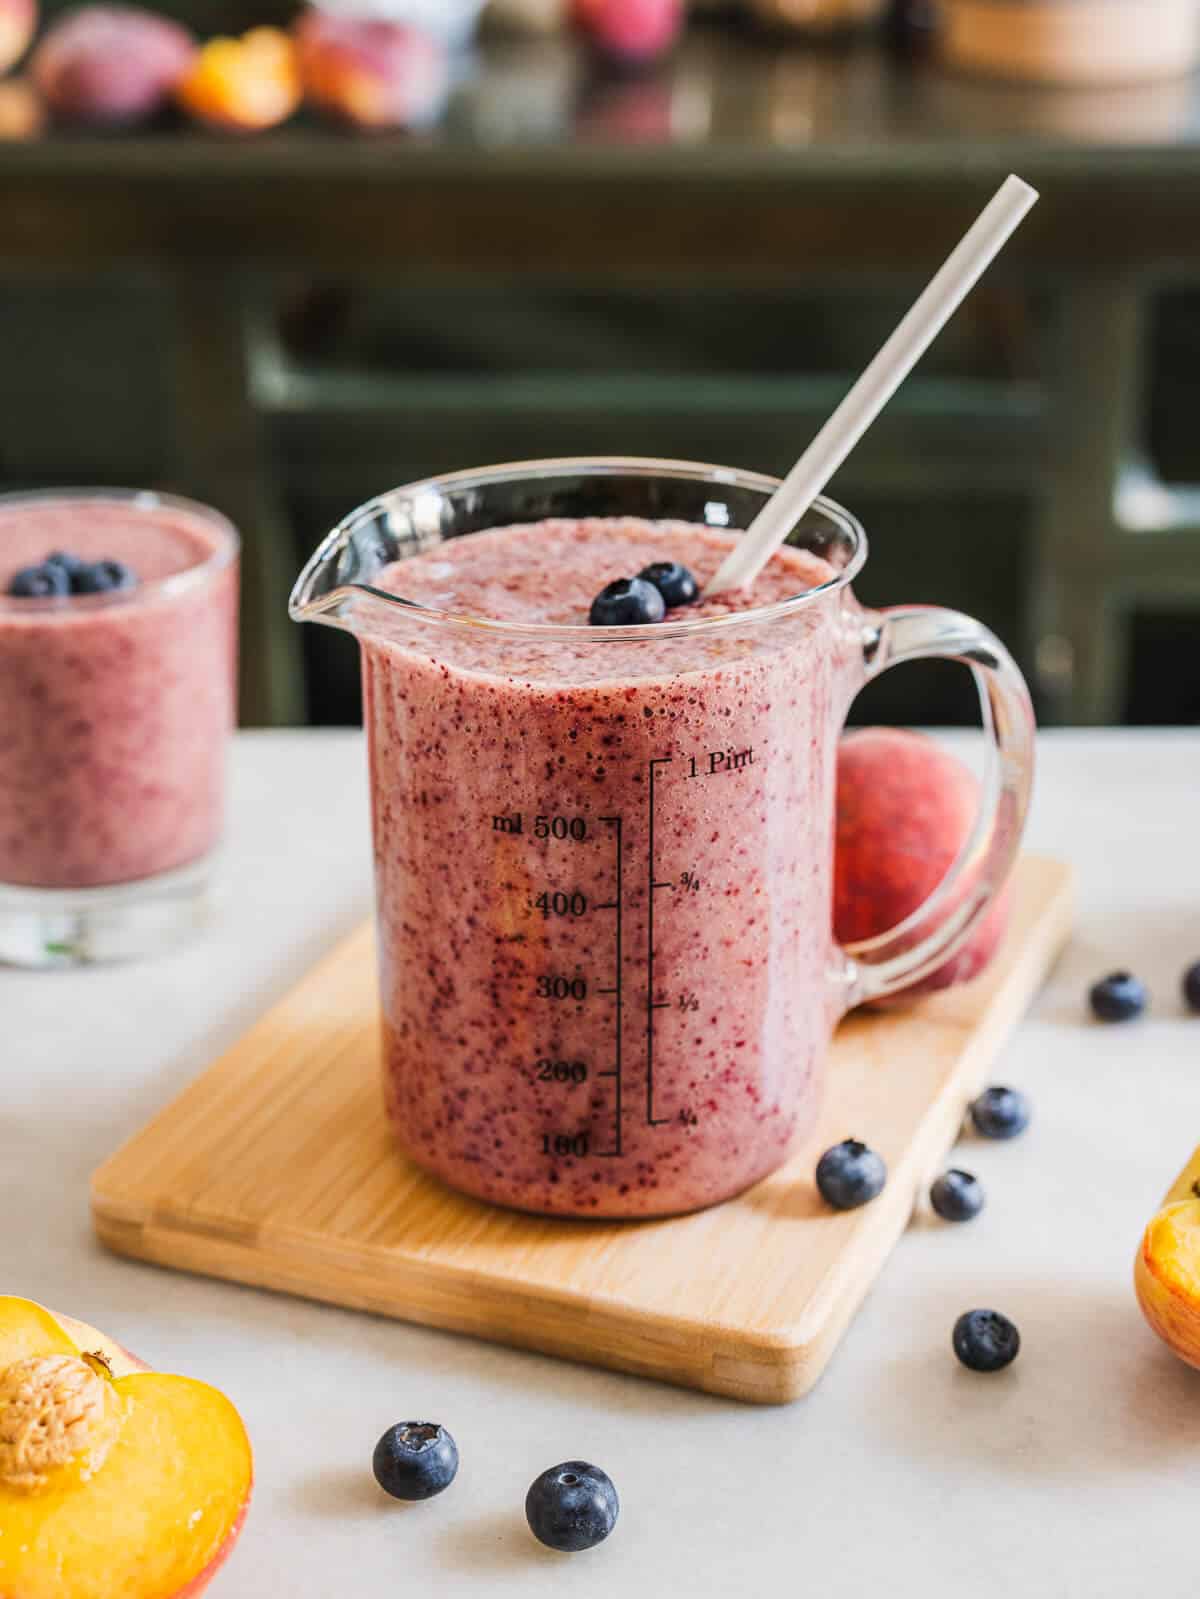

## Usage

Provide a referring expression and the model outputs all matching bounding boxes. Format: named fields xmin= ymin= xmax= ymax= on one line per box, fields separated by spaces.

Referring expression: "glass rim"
xmin=292 ymin=457 xmax=869 ymax=643
xmin=0 ymin=487 xmax=240 ymax=615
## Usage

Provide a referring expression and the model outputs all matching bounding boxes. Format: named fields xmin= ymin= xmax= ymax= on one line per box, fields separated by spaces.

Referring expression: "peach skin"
xmin=31 ymin=5 xmax=195 ymax=124
xmin=0 ymin=0 xmax=35 ymax=74
xmin=294 ymin=13 xmax=448 ymax=130
xmin=1135 ymin=1146 xmax=1200 ymax=1370
xmin=834 ymin=727 xmax=1011 ymax=1005
xmin=0 ymin=1296 xmax=252 ymax=1599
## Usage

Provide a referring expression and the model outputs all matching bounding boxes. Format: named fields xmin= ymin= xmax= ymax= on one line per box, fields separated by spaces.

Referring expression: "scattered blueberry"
xmin=969 ymin=1086 xmax=1031 ymax=1141
xmin=7 ymin=563 xmax=70 ymax=598
xmin=372 ymin=1422 xmax=459 ymax=1501
xmin=815 ymin=1138 xmax=887 ymax=1210
xmin=637 ymin=561 xmax=699 ymax=608
xmin=525 ymin=1461 xmax=619 ymax=1553
xmin=1184 ymin=961 xmax=1200 ymax=1015
xmin=930 ymin=1168 xmax=985 ymax=1223
xmin=1088 ymin=970 xmax=1147 ymax=1023
xmin=74 ymin=560 xmax=137 ymax=595
xmin=952 ymin=1309 xmax=1020 ymax=1373
xmin=588 ymin=577 xmax=665 ymax=627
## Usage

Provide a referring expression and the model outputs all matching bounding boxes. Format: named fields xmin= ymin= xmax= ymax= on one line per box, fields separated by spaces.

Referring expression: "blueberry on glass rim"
xmin=969 ymin=1085 xmax=1030 ymax=1141
xmin=952 ymin=1309 xmax=1020 ymax=1373
xmin=372 ymin=1421 xmax=459 ymax=1501
xmin=1089 ymin=970 xmax=1147 ymax=1023
xmin=815 ymin=1138 xmax=887 ymax=1210
xmin=7 ymin=563 xmax=70 ymax=598
xmin=638 ymin=561 xmax=699 ymax=608
xmin=525 ymin=1461 xmax=619 ymax=1553
xmin=589 ymin=576 xmax=665 ymax=627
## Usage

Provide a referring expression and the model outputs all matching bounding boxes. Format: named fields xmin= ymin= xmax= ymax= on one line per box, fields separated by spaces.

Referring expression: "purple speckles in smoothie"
xmin=365 ymin=516 xmax=859 ymax=1217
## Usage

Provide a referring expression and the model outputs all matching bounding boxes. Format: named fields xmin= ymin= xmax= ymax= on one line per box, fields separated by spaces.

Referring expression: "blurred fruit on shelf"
xmin=749 ymin=0 xmax=886 ymax=30
xmin=31 ymin=5 xmax=196 ymax=125
xmin=176 ymin=26 xmax=300 ymax=131
xmin=572 ymin=0 xmax=684 ymax=63
xmin=295 ymin=12 xmax=449 ymax=128
xmin=940 ymin=0 xmax=1200 ymax=84
xmin=0 ymin=0 xmax=34 ymax=74
xmin=307 ymin=0 xmax=487 ymax=45
xmin=486 ymin=0 xmax=568 ymax=30
xmin=0 ymin=74 xmax=42 ymax=138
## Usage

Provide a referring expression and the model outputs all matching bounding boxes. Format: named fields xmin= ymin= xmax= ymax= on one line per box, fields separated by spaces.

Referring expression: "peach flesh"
xmin=0 ymin=1298 xmax=252 ymax=1599
xmin=1135 ymin=1146 xmax=1200 ymax=1370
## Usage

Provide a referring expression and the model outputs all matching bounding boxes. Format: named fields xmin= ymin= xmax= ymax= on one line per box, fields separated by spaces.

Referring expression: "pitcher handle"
xmin=837 ymin=605 xmax=1036 ymax=1010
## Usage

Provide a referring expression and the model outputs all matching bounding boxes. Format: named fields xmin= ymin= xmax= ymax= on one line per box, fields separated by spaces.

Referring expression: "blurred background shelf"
xmin=2 ymin=22 xmax=1200 ymax=727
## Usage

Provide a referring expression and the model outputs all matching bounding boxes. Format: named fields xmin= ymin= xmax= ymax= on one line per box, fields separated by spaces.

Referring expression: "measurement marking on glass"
xmin=646 ymin=758 xmax=673 ymax=1127
xmin=596 ymin=815 xmax=624 ymax=1157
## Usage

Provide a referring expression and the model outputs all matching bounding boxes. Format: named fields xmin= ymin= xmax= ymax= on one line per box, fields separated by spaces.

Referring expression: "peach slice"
xmin=1135 ymin=1146 xmax=1200 ymax=1369
xmin=0 ymin=1296 xmax=252 ymax=1599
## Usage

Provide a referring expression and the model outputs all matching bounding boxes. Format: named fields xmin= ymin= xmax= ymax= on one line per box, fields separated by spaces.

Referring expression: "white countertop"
xmin=8 ymin=728 xmax=1200 ymax=1599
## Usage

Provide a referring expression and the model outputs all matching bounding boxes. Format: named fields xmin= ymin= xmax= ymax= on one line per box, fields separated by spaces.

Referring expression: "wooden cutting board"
xmin=91 ymin=855 xmax=1073 ymax=1404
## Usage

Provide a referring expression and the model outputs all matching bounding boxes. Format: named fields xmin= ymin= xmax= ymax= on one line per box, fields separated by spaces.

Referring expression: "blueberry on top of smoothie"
xmin=74 ymin=560 xmax=138 ymax=595
xmin=7 ymin=563 xmax=71 ymax=598
xmin=589 ymin=576 xmax=665 ymax=627
xmin=45 ymin=550 xmax=87 ymax=579
xmin=6 ymin=553 xmax=139 ymax=599
xmin=638 ymin=561 xmax=699 ymax=608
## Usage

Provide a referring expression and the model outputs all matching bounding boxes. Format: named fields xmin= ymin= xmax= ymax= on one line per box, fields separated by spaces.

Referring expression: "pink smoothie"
xmin=0 ymin=495 xmax=238 ymax=891
xmin=363 ymin=516 xmax=859 ymax=1217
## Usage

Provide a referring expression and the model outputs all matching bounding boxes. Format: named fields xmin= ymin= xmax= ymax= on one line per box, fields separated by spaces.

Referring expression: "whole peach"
xmin=0 ymin=0 xmax=35 ymax=75
xmin=0 ymin=76 xmax=43 ymax=139
xmin=572 ymin=0 xmax=684 ymax=62
xmin=31 ymin=5 xmax=196 ymax=125
xmin=295 ymin=13 xmax=449 ymax=129
xmin=176 ymin=27 xmax=300 ymax=133
xmin=834 ymin=726 xmax=1011 ymax=1003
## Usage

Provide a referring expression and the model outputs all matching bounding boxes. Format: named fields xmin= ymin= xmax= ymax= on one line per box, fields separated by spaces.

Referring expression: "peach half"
xmin=1135 ymin=1147 xmax=1200 ymax=1370
xmin=0 ymin=1296 xmax=252 ymax=1599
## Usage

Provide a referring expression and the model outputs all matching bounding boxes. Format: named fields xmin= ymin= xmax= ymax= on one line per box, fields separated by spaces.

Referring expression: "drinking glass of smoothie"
xmin=291 ymin=458 xmax=1034 ymax=1218
xmin=0 ymin=489 xmax=239 ymax=966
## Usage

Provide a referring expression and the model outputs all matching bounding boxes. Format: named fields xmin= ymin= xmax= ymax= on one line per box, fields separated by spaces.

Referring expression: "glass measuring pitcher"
xmin=291 ymin=458 xmax=1034 ymax=1218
